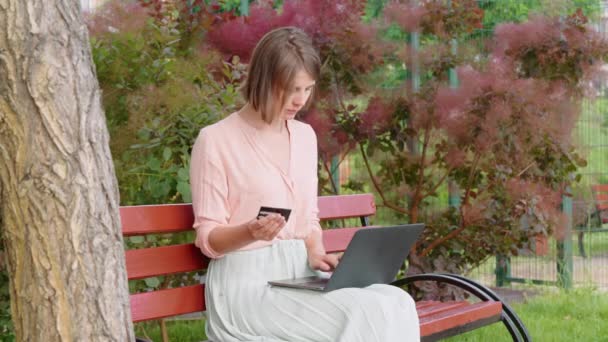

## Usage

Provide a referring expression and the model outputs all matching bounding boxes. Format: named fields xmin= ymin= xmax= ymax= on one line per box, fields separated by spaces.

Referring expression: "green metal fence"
xmin=332 ymin=0 xmax=608 ymax=291
xmin=456 ymin=0 xmax=608 ymax=291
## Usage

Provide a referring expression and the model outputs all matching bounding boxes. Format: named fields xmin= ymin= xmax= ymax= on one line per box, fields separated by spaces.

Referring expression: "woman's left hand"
xmin=308 ymin=253 xmax=342 ymax=272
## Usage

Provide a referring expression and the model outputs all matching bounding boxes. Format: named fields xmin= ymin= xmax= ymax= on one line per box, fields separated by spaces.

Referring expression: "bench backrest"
xmin=122 ymin=193 xmax=376 ymax=322
xmin=591 ymin=185 xmax=608 ymax=223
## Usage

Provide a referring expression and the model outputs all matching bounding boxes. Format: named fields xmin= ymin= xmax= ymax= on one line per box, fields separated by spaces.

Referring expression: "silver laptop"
xmin=268 ymin=224 xmax=424 ymax=292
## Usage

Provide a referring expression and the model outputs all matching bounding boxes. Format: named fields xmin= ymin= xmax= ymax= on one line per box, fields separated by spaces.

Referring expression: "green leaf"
xmin=148 ymin=158 xmax=161 ymax=171
xmin=177 ymin=167 xmax=189 ymax=181
xmin=163 ymin=147 xmax=172 ymax=161
xmin=144 ymin=277 xmax=160 ymax=288
xmin=177 ymin=181 xmax=192 ymax=202
xmin=129 ymin=236 xmax=145 ymax=244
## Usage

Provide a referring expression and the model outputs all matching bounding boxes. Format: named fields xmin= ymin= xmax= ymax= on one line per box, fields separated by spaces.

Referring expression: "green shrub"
xmin=87 ymin=0 xmax=245 ymax=299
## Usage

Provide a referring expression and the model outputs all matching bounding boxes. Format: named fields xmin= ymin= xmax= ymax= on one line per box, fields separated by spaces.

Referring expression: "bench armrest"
xmin=391 ymin=273 xmax=530 ymax=342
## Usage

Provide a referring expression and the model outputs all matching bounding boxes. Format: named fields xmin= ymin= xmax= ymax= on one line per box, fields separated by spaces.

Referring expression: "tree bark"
xmin=0 ymin=1 xmax=134 ymax=341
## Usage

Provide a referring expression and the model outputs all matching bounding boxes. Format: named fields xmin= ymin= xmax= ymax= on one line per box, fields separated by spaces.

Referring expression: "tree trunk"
xmin=0 ymin=1 xmax=134 ymax=341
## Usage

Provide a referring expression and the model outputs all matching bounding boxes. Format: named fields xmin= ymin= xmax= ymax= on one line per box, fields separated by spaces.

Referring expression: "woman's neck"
xmin=238 ymin=103 xmax=285 ymax=133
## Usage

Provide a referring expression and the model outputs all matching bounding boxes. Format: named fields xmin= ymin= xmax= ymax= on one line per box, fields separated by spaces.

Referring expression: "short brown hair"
xmin=241 ymin=27 xmax=321 ymax=123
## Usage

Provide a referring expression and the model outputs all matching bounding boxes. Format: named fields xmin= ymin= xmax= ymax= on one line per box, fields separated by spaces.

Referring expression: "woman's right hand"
xmin=246 ymin=214 xmax=286 ymax=241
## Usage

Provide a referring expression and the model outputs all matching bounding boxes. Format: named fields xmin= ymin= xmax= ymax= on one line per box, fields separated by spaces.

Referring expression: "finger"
xmin=268 ymin=216 xmax=286 ymax=230
xmin=258 ymin=215 xmax=280 ymax=229
xmin=265 ymin=217 xmax=286 ymax=238
xmin=260 ymin=224 xmax=278 ymax=239
xmin=324 ymin=255 xmax=339 ymax=270
xmin=318 ymin=261 xmax=331 ymax=272
xmin=328 ymin=254 xmax=341 ymax=268
xmin=269 ymin=214 xmax=285 ymax=226
xmin=324 ymin=259 xmax=338 ymax=270
xmin=268 ymin=223 xmax=285 ymax=238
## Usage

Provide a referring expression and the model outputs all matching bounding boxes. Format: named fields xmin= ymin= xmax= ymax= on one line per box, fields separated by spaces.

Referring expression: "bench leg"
xmin=391 ymin=273 xmax=531 ymax=342
xmin=578 ymin=231 xmax=586 ymax=258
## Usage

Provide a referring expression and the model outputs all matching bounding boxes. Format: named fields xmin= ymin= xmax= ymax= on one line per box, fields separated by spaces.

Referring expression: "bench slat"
xmin=591 ymin=186 xmax=608 ymax=216
xmin=419 ymin=301 xmax=502 ymax=337
xmin=414 ymin=301 xmax=440 ymax=310
xmin=595 ymin=193 xmax=608 ymax=201
xmin=126 ymin=243 xmax=208 ymax=280
xmin=129 ymin=285 xmax=501 ymax=338
xmin=322 ymin=227 xmax=366 ymax=253
xmin=416 ymin=301 xmax=470 ymax=318
xmin=317 ymin=194 xmax=376 ymax=220
xmin=121 ymin=204 xmax=194 ymax=236
xmin=130 ymin=284 xmax=205 ymax=322
xmin=121 ymin=194 xmax=376 ymax=236
xmin=126 ymin=228 xmax=366 ymax=280
xmin=591 ymin=184 xmax=608 ymax=193
xmin=595 ymin=195 xmax=608 ymax=211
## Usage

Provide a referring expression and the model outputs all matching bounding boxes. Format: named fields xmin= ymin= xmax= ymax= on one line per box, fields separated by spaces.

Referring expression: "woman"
xmin=190 ymin=26 xmax=420 ymax=342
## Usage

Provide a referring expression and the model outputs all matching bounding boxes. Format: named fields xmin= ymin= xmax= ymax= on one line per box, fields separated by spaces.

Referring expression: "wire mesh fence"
xmin=331 ymin=0 xmax=608 ymax=291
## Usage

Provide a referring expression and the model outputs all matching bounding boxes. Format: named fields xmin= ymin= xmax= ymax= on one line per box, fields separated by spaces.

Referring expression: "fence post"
xmin=331 ymin=156 xmax=340 ymax=194
xmin=240 ymin=0 xmax=249 ymax=16
xmin=448 ymin=37 xmax=461 ymax=209
xmin=557 ymin=191 xmax=573 ymax=289
xmin=495 ymin=255 xmax=511 ymax=287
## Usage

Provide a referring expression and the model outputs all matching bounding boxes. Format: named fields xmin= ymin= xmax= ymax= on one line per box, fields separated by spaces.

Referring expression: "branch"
xmin=420 ymin=225 xmax=467 ymax=256
xmin=420 ymin=159 xmax=536 ymax=256
xmin=423 ymin=166 xmax=455 ymax=198
xmin=461 ymin=152 xmax=481 ymax=207
xmin=359 ymin=143 xmax=408 ymax=215
xmin=410 ymin=128 xmax=431 ymax=221
xmin=420 ymin=153 xmax=479 ymax=256
xmin=339 ymin=147 xmax=354 ymax=166
xmin=472 ymin=160 xmax=537 ymax=200
xmin=516 ymin=161 xmax=536 ymax=178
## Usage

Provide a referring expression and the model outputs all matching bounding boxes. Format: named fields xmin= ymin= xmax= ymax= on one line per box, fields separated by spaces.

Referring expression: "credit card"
xmin=257 ymin=206 xmax=292 ymax=221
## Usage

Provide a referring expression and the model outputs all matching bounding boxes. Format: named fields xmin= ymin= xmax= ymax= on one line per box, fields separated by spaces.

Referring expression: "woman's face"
xmin=278 ymin=70 xmax=316 ymax=121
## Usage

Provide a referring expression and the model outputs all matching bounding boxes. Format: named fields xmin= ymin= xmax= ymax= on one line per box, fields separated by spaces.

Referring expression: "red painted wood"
xmin=592 ymin=186 xmax=608 ymax=216
xmin=592 ymin=184 xmax=608 ymax=192
xmin=121 ymin=194 xmax=376 ymax=236
xmin=121 ymin=204 xmax=194 ymax=236
xmin=418 ymin=301 xmax=502 ymax=336
xmin=130 ymin=284 xmax=205 ymax=322
xmin=122 ymin=194 xmax=504 ymax=338
xmin=126 ymin=243 xmax=208 ymax=280
xmin=322 ymin=227 xmax=366 ymax=253
xmin=125 ymin=226 xmax=368 ymax=280
xmin=416 ymin=301 xmax=470 ymax=318
xmin=595 ymin=194 xmax=608 ymax=212
xmin=414 ymin=301 xmax=438 ymax=310
xmin=317 ymin=194 xmax=376 ymax=220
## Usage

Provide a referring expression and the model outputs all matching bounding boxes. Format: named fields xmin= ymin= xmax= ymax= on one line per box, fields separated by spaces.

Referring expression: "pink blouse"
xmin=190 ymin=112 xmax=322 ymax=258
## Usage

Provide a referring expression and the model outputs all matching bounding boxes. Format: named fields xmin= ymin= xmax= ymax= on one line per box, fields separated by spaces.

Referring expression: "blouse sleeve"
xmin=306 ymin=126 xmax=323 ymax=234
xmin=190 ymin=128 xmax=229 ymax=258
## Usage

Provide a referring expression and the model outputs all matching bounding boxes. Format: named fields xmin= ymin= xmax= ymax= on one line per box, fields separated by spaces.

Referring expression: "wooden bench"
xmin=122 ymin=193 xmax=530 ymax=341
xmin=577 ymin=184 xmax=608 ymax=258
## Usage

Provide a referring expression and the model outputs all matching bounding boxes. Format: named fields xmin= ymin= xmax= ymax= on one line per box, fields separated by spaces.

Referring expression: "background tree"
xmin=0 ymin=1 xmax=134 ymax=340
xmin=205 ymin=0 xmax=608 ymax=298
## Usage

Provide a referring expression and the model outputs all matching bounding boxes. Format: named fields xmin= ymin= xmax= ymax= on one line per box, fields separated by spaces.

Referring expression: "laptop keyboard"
xmin=302 ymin=278 xmax=329 ymax=286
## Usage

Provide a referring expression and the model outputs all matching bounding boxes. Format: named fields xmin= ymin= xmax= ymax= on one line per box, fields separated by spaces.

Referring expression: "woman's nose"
xmin=292 ymin=92 xmax=305 ymax=106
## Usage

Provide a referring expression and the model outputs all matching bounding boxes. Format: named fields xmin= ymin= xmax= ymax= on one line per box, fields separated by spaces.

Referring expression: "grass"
xmin=445 ymin=288 xmax=608 ymax=342
xmin=134 ymin=289 xmax=608 ymax=342
xmin=575 ymin=228 xmax=608 ymax=258
xmin=134 ymin=319 xmax=207 ymax=342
